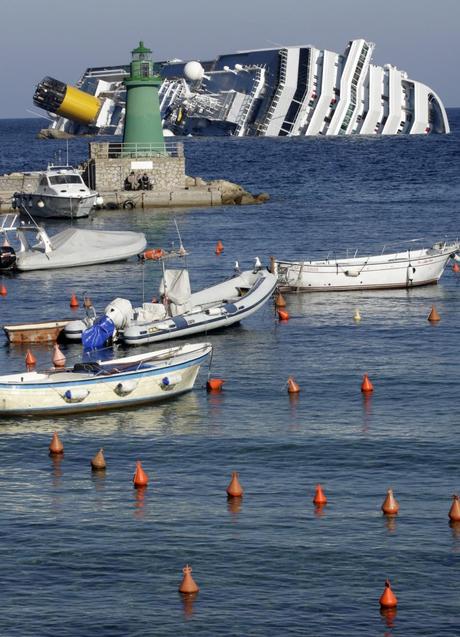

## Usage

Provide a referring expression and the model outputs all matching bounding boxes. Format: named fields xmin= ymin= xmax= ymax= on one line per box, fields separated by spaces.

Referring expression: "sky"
xmin=0 ymin=0 xmax=459 ymax=119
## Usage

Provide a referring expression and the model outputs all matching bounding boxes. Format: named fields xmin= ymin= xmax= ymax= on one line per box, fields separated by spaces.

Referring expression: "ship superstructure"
xmin=35 ymin=39 xmax=449 ymax=137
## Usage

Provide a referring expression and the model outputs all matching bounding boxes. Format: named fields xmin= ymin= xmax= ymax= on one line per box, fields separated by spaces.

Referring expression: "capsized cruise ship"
xmin=34 ymin=39 xmax=450 ymax=137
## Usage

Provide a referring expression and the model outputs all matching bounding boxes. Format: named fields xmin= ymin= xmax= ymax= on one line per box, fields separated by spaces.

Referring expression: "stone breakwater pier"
xmin=0 ymin=141 xmax=269 ymax=211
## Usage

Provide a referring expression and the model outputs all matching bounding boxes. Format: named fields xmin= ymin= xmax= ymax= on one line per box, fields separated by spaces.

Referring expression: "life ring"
xmin=123 ymin=199 xmax=136 ymax=210
xmin=141 ymin=248 xmax=165 ymax=260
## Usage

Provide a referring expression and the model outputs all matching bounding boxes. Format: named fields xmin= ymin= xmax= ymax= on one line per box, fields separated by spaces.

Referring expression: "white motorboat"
xmin=0 ymin=214 xmax=146 ymax=271
xmin=0 ymin=342 xmax=212 ymax=415
xmin=64 ymin=256 xmax=278 ymax=348
xmin=12 ymin=164 xmax=101 ymax=219
xmin=273 ymin=240 xmax=460 ymax=292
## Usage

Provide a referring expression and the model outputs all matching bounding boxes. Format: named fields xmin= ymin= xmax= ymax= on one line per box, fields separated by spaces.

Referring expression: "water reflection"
xmin=361 ymin=392 xmax=372 ymax=433
xmin=180 ymin=592 xmax=198 ymax=619
xmin=383 ymin=515 xmax=397 ymax=533
xmin=313 ymin=504 xmax=327 ymax=518
xmin=227 ymin=495 xmax=243 ymax=518
xmin=449 ymin=520 xmax=460 ymax=543
xmin=49 ymin=454 xmax=63 ymax=487
xmin=133 ymin=486 xmax=148 ymax=519
xmin=0 ymin=391 xmax=203 ymax=436
xmin=91 ymin=469 xmax=107 ymax=493
xmin=380 ymin=606 xmax=397 ymax=630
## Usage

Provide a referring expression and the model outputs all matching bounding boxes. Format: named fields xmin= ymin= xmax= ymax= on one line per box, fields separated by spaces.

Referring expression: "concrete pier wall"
xmin=0 ymin=141 xmax=269 ymax=211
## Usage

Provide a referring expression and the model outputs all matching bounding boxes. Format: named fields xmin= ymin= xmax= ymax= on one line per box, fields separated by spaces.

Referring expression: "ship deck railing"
xmin=89 ymin=141 xmax=184 ymax=159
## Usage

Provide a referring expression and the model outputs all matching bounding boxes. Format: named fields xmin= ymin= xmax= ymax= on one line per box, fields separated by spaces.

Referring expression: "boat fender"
xmin=114 ymin=380 xmax=138 ymax=396
xmin=454 ymin=254 xmax=460 ymax=263
xmin=123 ymin=199 xmax=136 ymax=210
xmin=61 ymin=388 xmax=90 ymax=403
xmin=344 ymin=269 xmax=360 ymax=277
xmin=160 ymin=373 xmax=182 ymax=390
xmin=141 ymin=248 xmax=165 ymax=260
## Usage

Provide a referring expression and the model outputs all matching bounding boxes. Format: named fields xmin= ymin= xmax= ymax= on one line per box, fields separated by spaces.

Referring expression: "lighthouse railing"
xmin=89 ymin=142 xmax=184 ymax=159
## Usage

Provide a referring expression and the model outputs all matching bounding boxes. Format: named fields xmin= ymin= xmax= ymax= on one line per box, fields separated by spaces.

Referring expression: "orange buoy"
xmin=0 ymin=283 xmax=7 ymax=296
xmin=91 ymin=448 xmax=106 ymax=471
xmin=452 ymin=262 xmax=460 ymax=273
xmin=215 ymin=240 xmax=224 ymax=255
xmin=133 ymin=460 xmax=149 ymax=488
xmin=361 ymin=373 xmax=374 ymax=393
xmin=448 ymin=494 xmax=460 ymax=522
xmin=287 ymin=376 xmax=300 ymax=393
xmin=381 ymin=488 xmax=399 ymax=515
xmin=274 ymin=292 xmax=286 ymax=307
xmin=52 ymin=343 xmax=66 ymax=368
xmin=427 ymin=305 xmax=441 ymax=322
xmin=207 ymin=378 xmax=225 ymax=392
xmin=278 ymin=309 xmax=289 ymax=321
xmin=313 ymin=484 xmax=327 ymax=506
xmin=179 ymin=564 xmax=200 ymax=594
xmin=49 ymin=431 xmax=64 ymax=455
xmin=226 ymin=471 xmax=244 ymax=497
xmin=379 ymin=579 xmax=398 ymax=608
xmin=70 ymin=293 xmax=79 ymax=308
xmin=25 ymin=349 xmax=37 ymax=369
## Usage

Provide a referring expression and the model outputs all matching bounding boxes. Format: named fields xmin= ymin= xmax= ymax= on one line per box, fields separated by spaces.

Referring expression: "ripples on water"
xmin=1 ymin=114 xmax=460 ymax=635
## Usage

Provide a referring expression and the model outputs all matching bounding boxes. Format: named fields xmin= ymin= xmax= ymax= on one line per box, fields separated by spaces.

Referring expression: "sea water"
xmin=0 ymin=114 xmax=460 ymax=635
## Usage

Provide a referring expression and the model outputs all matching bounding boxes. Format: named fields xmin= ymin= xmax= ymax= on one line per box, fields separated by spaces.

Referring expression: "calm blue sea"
xmin=1 ymin=113 xmax=460 ymax=636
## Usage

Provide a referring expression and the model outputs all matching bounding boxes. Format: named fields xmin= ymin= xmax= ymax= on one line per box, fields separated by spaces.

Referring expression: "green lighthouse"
xmin=122 ymin=41 xmax=165 ymax=153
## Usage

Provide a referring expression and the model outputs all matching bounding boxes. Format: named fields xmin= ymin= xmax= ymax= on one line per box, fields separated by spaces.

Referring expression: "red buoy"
xmin=313 ymin=484 xmax=327 ymax=506
xmin=133 ymin=460 xmax=149 ymax=488
xmin=206 ymin=378 xmax=225 ymax=392
xmin=453 ymin=262 xmax=460 ymax=273
xmin=287 ymin=376 xmax=300 ymax=393
xmin=381 ymin=488 xmax=399 ymax=515
xmin=361 ymin=373 xmax=374 ymax=393
xmin=25 ymin=349 xmax=37 ymax=369
xmin=427 ymin=305 xmax=441 ymax=322
xmin=226 ymin=471 xmax=244 ymax=497
xmin=449 ymin=494 xmax=460 ymax=522
xmin=215 ymin=240 xmax=224 ymax=255
xmin=91 ymin=448 xmax=106 ymax=471
xmin=70 ymin=293 xmax=79 ymax=308
xmin=278 ymin=309 xmax=289 ymax=321
xmin=379 ymin=579 xmax=398 ymax=608
xmin=49 ymin=431 xmax=64 ymax=455
xmin=52 ymin=343 xmax=66 ymax=368
xmin=179 ymin=564 xmax=200 ymax=594
xmin=0 ymin=284 xmax=7 ymax=296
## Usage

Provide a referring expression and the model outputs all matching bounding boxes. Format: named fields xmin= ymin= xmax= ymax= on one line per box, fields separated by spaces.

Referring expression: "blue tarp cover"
xmin=82 ymin=315 xmax=115 ymax=351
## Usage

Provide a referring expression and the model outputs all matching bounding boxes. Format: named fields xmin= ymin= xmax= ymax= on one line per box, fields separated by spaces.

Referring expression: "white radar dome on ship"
xmin=184 ymin=61 xmax=205 ymax=82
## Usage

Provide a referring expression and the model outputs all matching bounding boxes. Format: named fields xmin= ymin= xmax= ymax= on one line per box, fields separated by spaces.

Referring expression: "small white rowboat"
xmin=0 ymin=342 xmax=212 ymax=415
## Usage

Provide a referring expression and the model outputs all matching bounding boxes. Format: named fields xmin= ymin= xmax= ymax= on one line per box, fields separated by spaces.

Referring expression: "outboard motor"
xmin=104 ymin=298 xmax=133 ymax=329
xmin=0 ymin=245 xmax=16 ymax=270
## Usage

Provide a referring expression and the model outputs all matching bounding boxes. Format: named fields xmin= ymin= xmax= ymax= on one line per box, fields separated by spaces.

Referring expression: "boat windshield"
xmin=48 ymin=175 xmax=83 ymax=185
